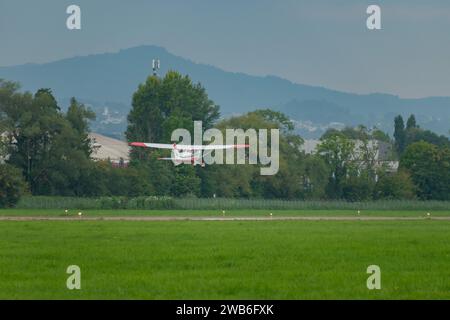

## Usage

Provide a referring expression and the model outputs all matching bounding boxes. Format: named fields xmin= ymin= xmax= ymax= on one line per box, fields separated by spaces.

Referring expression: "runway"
xmin=0 ymin=216 xmax=448 ymax=221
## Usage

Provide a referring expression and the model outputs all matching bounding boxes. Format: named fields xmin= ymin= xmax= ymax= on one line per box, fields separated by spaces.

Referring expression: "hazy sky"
xmin=1 ymin=0 xmax=449 ymax=98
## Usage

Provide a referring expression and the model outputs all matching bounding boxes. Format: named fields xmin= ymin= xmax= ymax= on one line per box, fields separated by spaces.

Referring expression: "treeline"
xmin=1 ymin=73 xmax=449 ymax=207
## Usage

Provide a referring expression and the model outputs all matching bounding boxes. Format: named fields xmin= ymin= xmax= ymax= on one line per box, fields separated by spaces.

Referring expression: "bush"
xmin=341 ymin=177 xmax=374 ymax=202
xmin=400 ymin=142 xmax=450 ymax=200
xmin=374 ymin=170 xmax=416 ymax=200
xmin=14 ymin=196 xmax=450 ymax=211
xmin=0 ymin=164 xmax=28 ymax=208
xmin=99 ymin=196 xmax=175 ymax=209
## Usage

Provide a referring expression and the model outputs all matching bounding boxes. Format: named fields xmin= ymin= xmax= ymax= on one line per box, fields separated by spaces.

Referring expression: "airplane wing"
xmin=192 ymin=144 xmax=249 ymax=150
xmin=130 ymin=142 xmax=249 ymax=150
xmin=158 ymin=157 xmax=199 ymax=161
xmin=130 ymin=142 xmax=175 ymax=149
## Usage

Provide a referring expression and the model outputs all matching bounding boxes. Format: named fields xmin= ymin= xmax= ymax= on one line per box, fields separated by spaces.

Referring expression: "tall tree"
xmin=394 ymin=115 xmax=406 ymax=154
xmin=0 ymin=80 xmax=97 ymax=195
xmin=126 ymin=71 xmax=219 ymax=196
xmin=318 ymin=134 xmax=356 ymax=199
xmin=406 ymin=114 xmax=417 ymax=130
xmin=66 ymin=97 xmax=96 ymax=156
xmin=400 ymin=141 xmax=450 ymax=200
xmin=126 ymin=71 xmax=220 ymax=147
xmin=1 ymin=85 xmax=67 ymax=191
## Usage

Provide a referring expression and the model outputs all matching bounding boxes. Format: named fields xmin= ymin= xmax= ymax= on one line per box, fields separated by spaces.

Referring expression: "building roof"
xmin=89 ymin=133 xmax=130 ymax=163
xmin=301 ymin=139 xmax=394 ymax=161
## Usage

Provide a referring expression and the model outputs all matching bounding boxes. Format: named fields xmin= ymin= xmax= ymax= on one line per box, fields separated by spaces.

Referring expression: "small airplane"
xmin=130 ymin=142 xmax=249 ymax=166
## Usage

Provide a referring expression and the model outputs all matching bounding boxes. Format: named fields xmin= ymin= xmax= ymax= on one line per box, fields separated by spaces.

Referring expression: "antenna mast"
xmin=152 ymin=58 xmax=160 ymax=77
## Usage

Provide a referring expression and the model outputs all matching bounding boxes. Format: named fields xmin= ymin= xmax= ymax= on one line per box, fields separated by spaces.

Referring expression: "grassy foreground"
xmin=0 ymin=220 xmax=449 ymax=299
xmin=1 ymin=208 xmax=450 ymax=217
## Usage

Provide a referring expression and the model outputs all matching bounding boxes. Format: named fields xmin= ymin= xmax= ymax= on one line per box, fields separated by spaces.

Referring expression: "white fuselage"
xmin=174 ymin=149 xmax=193 ymax=160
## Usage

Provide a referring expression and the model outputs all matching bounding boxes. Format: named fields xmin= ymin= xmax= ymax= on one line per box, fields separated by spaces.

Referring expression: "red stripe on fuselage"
xmin=130 ymin=142 xmax=147 ymax=148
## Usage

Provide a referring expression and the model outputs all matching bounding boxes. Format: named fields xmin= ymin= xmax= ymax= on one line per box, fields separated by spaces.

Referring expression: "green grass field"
xmin=1 ymin=211 xmax=450 ymax=299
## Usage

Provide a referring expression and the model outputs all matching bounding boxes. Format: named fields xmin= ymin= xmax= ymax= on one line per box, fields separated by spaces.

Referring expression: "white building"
xmin=300 ymin=139 xmax=399 ymax=172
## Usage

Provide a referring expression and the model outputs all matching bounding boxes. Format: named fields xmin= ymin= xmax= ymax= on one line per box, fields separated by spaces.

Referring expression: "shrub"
xmin=14 ymin=196 xmax=450 ymax=211
xmin=374 ymin=170 xmax=416 ymax=200
xmin=0 ymin=164 xmax=28 ymax=208
xmin=341 ymin=177 xmax=374 ymax=202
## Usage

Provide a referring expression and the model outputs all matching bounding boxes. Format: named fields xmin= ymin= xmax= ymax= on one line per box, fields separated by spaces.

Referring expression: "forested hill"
xmin=1 ymin=45 xmax=449 ymax=138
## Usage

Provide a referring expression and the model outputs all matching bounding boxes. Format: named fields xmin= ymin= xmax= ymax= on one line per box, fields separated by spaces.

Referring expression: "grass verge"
xmin=0 ymin=220 xmax=449 ymax=299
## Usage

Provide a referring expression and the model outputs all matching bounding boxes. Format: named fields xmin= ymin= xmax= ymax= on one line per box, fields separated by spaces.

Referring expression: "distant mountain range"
xmin=1 ymin=45 xmax=449 ymax=139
